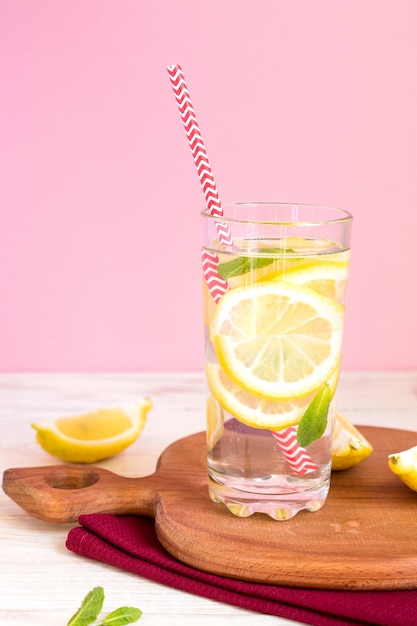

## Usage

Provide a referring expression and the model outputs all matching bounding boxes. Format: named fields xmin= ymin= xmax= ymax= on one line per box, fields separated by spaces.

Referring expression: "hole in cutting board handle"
xmin=44 ymin=467 xmax=100 ymax=490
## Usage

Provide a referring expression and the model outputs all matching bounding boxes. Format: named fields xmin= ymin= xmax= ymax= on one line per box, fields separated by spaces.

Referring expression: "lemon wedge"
xmin=211 ymin=281 xmax=344 ymax=401
xmin=388 ymin=445 xmax=417 ymax=492
xmin=331 ymin=412 xmax=374 ymax=470
xmin=32 ymin=398 xmax=152 ymax=463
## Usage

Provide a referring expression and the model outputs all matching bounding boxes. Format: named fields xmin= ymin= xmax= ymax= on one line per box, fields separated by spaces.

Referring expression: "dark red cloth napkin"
xmin=66 ymin=514 xmax=417 ymax=626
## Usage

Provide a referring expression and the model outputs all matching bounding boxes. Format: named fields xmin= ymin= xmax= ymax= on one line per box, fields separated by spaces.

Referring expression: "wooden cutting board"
xmin=3 ymin=426 xmax=417 ymax=590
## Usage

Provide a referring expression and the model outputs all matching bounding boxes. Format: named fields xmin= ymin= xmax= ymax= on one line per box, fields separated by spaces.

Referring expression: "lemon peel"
xmin=31 ymin=398 xmax=152 ymax=463
xmin=388 ymin=445 xmax=417 ymax=492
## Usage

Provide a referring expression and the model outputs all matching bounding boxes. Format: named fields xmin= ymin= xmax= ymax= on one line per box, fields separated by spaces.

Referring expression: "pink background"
xmin=1 ymin=1 xmax=416 ymax=372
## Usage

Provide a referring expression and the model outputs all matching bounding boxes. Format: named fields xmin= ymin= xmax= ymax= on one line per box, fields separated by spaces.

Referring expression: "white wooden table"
xmin=1 ymin=371 xmax=417 ymax=625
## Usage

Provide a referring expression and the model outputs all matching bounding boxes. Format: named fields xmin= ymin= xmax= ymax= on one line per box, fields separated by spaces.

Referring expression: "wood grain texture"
xmin=3 ymin=425 xmax=417 ymax=590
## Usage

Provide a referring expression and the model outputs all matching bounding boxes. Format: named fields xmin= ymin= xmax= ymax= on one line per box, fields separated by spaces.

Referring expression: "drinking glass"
xmin=202 ymin=203 xmax=352 ymax=520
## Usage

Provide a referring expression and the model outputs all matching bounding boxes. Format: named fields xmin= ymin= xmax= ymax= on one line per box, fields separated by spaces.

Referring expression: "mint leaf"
xmin=218 ymin=248 xmax=290 ymax=280
xmin=297 ymin=384 xmax=331 ymax=448
xmin=67 ymin=587 xmax=105 ymax=626
xmin=99 ymin=606 xmax=142 ymax=625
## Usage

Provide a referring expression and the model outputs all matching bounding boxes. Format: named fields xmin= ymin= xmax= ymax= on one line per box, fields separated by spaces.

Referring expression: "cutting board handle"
xmin=2 ymin=465 xmax=160 ymax=523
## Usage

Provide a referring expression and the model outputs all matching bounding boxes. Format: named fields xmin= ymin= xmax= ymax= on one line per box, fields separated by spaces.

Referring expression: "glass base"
xmin=208 ymin=477 xmax=330 ymax=521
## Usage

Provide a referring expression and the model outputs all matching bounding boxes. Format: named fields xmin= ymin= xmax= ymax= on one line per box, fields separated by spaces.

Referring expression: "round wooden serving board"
xmin=3 ymin=426 xmax=417 ymax=590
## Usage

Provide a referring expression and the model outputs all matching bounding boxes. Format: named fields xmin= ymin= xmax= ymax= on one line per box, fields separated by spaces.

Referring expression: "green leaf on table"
xmin=218 ymin=248 xmax=290 ymax=280
xmin=67 ymin=587 xmax=105 ymax=626
xmin=99 ymin=606 xmax=142 ymax=625
xmin=297 ymin=384 xmax=331 ymax=448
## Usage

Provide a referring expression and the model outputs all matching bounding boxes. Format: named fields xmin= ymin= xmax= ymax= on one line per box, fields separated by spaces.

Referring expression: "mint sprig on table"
xmin=297 ymin=384 xmax=331 ymax=448
xmin=67 ymin=587 xmax=142 ymax=626
xmin=218 ymin=247 xmax=292 ymax=280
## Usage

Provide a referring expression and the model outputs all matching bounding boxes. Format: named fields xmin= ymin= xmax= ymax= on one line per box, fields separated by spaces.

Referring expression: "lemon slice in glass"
xmin=206 ymin=392 xmax=224 ymax=449
xmin=271 ymin=261 xmax=349 ymax=303
xmin=206 ymin=362 xmax=340 ymax=430
xmin=211 ymin=281 xmax=344 ymax=401
xmin=207 ymin=363 xmax=314 ymax=430
xmin=32 ymin=398 xmax=152 ymax=463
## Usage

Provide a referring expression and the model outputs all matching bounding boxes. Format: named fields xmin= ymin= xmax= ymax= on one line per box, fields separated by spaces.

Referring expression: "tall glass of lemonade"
xmin=202 ymin=203 xmax=352 ymax=520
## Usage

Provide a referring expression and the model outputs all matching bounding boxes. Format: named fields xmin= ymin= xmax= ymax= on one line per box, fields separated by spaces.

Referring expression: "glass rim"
xmin=201 ymin=202 xmax=353 ymax=227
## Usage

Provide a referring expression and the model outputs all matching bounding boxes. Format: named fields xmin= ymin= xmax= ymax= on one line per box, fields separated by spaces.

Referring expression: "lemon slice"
xmin=206 ymin=392 xmax=224 ymax=449
xmin=32 ymin=398 xmax=152 ymax=463
xmin=220 ymin=238 xmax=346 ymax=290
xmin=206 ymin=362 xmax=339 ymax=430
xmin=211 ymin=281 xmax=344 ymax=400
xmin=331 ymin=412 xmax=373 ymax=470
xmin=272 ymin=262 xmax=349 ymax=303
xmin=388 ymin=445 xmax=417 ymax=492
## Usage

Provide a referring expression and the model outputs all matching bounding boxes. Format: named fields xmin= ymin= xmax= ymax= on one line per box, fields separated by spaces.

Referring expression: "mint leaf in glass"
xmin=218 ymin=247 xmax=289 ymax=280
xmin=297 ymin=384 xmax=331 ymax=448
xmin=67 ymin=587 xmax=105 ymax=626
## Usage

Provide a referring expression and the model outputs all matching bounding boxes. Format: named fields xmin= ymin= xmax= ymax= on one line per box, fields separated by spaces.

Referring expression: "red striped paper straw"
xmin=167 ymin=63 xmax=316 ymax=475
xmin=167 ymin=63 xmax=234 ymax=249
xmin=272 ymin=427 xmax=319 ymax=474
xmin=201 ymin=249 xmax=228 ymax=303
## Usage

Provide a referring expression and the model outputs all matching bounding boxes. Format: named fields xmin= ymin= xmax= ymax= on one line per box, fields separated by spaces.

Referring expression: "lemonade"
xmin=202 ymin=203 xmax=352 ymax=520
